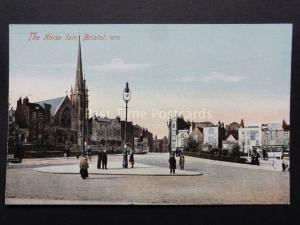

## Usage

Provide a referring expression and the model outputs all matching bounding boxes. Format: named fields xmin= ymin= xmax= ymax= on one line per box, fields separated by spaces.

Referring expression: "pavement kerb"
xmin=34 ymin=170 xmax=203 ymax=176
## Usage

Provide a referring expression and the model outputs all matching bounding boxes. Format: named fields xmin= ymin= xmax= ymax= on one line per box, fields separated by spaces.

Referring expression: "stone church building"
xmin=15 ymin=38 xmax=88 ymax=147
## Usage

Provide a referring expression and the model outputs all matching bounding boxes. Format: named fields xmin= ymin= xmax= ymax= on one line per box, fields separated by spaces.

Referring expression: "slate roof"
xmin=194 ymin=126 xmax=204 ymax=134
xmin=225 ymin=132 xmax=238 ymax=141
xmin=228 ymin=122 xmax=240 ymax=126
xmin=34 ymin=96 xmax=66 ymax=116
xmin=95 ymin=116 xmax=112 ymax=123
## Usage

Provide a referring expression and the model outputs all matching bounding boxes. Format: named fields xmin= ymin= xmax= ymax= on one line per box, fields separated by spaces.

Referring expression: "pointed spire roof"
xmin=75 ymin=36 xmax=84 ymax=91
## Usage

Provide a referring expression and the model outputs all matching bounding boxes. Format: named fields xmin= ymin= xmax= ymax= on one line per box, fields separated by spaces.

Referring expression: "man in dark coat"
xmin=15 ymin=140 xmax=24 ymax=163
xmin=282 ymin=161 xmax=286 ymax=172
xmin=169 ymin=153 xmax=176 ymax=174
xmin=97 ymin=150 xmax=103 ymax=169
xmin=129 ymin=151 xmax=135 ymax=168
xmin=102 ymin=151 xmax=108 ymax=169
xmin=67 ymin=147 xmax=71 ymax=158
xmin=256 ymin=155 xmax=260 ymax=165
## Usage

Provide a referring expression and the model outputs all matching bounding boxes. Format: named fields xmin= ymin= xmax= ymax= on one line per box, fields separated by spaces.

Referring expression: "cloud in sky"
xmin=177 ymin=72 xmax=245 ymax=83
xmin=25 ymin=58 xmax=150 ymax=73
xmin=28 ymin=63 xmax=75 ymax=69
xmin=88 ymin=58 xmax=150 ymax=73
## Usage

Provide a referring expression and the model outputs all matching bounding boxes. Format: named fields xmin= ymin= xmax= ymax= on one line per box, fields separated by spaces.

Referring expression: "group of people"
xmin=169 ymin=153 xmax=185 ymax=174
xmin=79 ymin=149 xmax=188 ymax=179
xmin=79 ymin=150 xmax=108 ymax=180
xmin=79 ymin=149 xmax=136 ymax=179
xmin=97 ymin=150 xmax=108 ymax=169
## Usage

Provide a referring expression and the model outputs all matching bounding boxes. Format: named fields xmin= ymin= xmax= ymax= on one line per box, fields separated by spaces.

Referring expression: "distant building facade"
xmin=203 ymin=125 xmax=219 ymax=149
xmin=222 ymin=134 xmax=238 ymax=151
xmin=161 ymin=136 xmax=169 ymax=152
xmin=153 ymin=136 xmax=169 ymax=153
xmin=176 ymin=129 xmax=189 ymax=152
xmin=261 ymin=120 xmax=290 ymax=158
xmin=189 ymin=122 xmax=204 ymax=145
xmin=153 ymin=136 xmax=162 ymax=152
xmin=168 ymin=116 xmax=190 ymax=153
xmin=88 ymin=115 xmax=153 ymax=153
xmin=238 ymin=126 xmax=262 ymax=155
xmin=88 ymin=116 xmax=122 ymax=151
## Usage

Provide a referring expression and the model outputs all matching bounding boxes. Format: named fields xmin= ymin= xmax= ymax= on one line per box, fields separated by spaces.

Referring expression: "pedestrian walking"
xmin=15 ymin=140 xmax=24 ymax=163
xmin=87 ymin=146 xmax=92 ymax=161
xmin=285 ymin=161 xmax=289 ymax=172
xmin=169 ymin=153 xmax=176 ymax=174
xmin=179 ymin=154 xmax=185 ymax=170
xmin=79 ymin=154 xmax=89 ymax=179
xmin=64 ymin=142 xmax=71 ymax=158
xmin=282 ymin=161 xmax=286 ymax=172
xmin=97 ymin=150 xmax=103 ymax=169
xmin=64 ymin=148 xmax=67 ymax=158
xmin=102 ymin=150 xmax=108 ymax=169
xmin=256 ymin=154 xmax=260 ymax=166
xmin=129 ymin=151 xmax=135 ymax=168
xmin=67 ymin=147 xmax=71 ymax=158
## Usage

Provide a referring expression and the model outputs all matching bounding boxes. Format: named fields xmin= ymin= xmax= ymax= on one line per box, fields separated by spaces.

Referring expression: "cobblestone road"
xmin=5 ymin=153 xmax=289 ymax=204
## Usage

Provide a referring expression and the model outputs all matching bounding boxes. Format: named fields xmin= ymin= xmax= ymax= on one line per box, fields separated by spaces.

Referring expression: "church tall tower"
xmin=70 ymin=36 xmax=89 ymax=145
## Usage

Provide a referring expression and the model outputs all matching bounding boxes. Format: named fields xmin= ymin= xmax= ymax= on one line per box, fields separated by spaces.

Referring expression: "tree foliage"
xmin=231 ymin=143 xmax=241 ymax=158
xmin=186 ymin=137 xmax=199 ymax=152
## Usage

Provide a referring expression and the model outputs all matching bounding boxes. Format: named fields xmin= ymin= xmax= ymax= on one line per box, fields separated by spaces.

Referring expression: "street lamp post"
xmin=122 ymin=82 xmax=131 ymax=168
xmin=167 ymin=117 xmax=172 ymax=157
xmin=105 ymin=122 xmax=107 ymax=152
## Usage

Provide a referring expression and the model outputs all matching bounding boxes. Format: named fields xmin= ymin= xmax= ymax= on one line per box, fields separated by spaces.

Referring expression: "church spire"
xmin=75 ymin=36 xmax=84 ymax=91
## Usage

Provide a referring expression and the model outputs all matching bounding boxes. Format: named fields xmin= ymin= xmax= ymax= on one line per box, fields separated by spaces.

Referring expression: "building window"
xmin=32 ymin=112 xmax=37 ymax=122
xmin=250 ymin=131 xmax=256 ymax=141
xmin=61 ymin=107 xmax=71 ymax=129
xmin=80 ymin=110 xmax=83 ymax=120
xmin=208 ymin=128 xmax=214 ymax=135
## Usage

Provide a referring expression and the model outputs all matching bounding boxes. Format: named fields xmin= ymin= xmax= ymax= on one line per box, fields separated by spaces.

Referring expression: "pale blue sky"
xmin=9 ymin=24 xmax=292 ymax=138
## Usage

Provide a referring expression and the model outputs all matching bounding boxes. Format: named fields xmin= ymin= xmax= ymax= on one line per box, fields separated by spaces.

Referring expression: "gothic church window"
xmin=61 ymin=107 xmax=71 ymax=129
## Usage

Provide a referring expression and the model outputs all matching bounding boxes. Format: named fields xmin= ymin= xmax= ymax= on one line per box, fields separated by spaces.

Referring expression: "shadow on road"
xmin=85 ymin=176 xmax=121 ymax=180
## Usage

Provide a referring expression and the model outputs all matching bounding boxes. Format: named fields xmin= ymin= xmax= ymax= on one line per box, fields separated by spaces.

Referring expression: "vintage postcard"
xmin=6 ymin=24 xmax=291 ymax=205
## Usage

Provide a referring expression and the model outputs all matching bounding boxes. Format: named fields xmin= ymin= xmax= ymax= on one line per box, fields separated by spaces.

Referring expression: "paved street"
xmin=5 ymin=153 xmax=289 ymax=205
